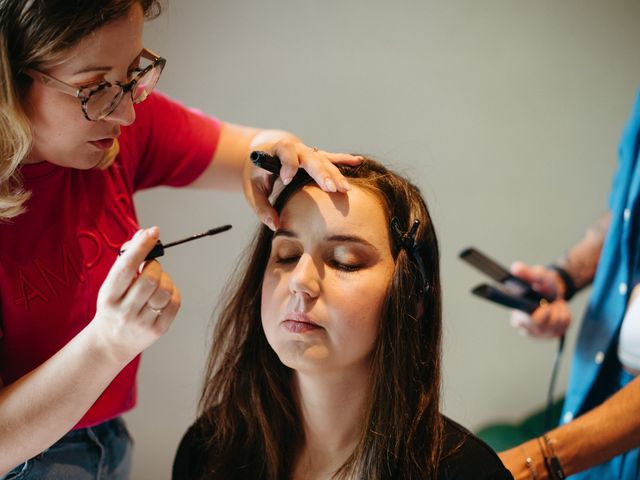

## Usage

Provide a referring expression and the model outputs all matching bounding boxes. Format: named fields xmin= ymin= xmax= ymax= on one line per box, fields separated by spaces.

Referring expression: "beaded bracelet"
xmin=537 ymin=434 xmax=567 ymax=480
xmin=520 ymin=445 xmax=538 ymax=480
xmin=525 ymin=455 xmax=538 ymax=480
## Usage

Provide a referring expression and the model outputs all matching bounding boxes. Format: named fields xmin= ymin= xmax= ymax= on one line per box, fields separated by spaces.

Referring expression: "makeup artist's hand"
xmin=509 ymin=262 xmax=572 ymax=338
xmin=90 ymin=227 xmax=181 ymax=363
xmin=244 ymin=139 xmax=362 ymax=230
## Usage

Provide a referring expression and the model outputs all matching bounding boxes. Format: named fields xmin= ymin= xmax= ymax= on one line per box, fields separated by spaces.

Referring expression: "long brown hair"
xmin=0 ymin=0 xmax=161 ymax=220
xmin=197 ymin=158 xmax=444 ymax=479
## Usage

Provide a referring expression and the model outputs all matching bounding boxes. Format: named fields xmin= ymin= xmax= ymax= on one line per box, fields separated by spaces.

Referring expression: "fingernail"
xmin=281 ymin=175 xmax=292 ymax=185
xmin=339 ymin=179 xmax=351 ymax=191
xmin=324 ymin=178 xmax=337 ymax=192
xmin=265 ymin=217 xmax=276 ymax=231
xmin=147 ymin=226 xmax=160 ymax=239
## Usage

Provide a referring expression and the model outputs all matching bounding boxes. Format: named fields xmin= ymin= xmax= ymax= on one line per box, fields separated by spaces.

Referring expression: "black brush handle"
xmin=144 ymin=241 xmax=165 ymax=261
xmin=250 ymin=151 xmax=281 ymax=175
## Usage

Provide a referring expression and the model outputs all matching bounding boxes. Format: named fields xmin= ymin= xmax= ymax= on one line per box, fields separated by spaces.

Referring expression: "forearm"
xmin=500 ymin=375 xmax=640 ymax=479
xmin=557 ymin=375 xmax=640 ymax=474
xmin=189 ymin=122 xmax=300 ymax=191
xmin=0 ymin=322 xmax=132 ymax=474
xmin=555 ymin=211 xmax=611 ymax=292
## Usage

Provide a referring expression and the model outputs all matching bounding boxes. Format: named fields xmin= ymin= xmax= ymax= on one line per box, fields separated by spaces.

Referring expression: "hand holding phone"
xmin=459 ymin=247 xmax=552 ymax=313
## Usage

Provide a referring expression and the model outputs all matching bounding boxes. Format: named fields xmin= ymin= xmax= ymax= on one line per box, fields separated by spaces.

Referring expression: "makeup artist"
xmin=0 ymin=1 xmax=360 ymax=478
xmin=498 ymin=89 xmax=640 ymax=479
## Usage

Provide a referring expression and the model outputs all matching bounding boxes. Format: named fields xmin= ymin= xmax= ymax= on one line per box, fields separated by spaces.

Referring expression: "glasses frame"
xmin=24 ymin=48 xmax=166 ymax=121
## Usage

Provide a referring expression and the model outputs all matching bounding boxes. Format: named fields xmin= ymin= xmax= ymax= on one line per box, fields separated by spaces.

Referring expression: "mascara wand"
xmin=146 ymin=224 xmax=232 ymax=260
xmin=119 ymin=224 xmax=233 ymax=261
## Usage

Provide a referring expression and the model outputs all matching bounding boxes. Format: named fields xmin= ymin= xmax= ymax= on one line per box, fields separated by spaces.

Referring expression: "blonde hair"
xmin=0 ymin=0 xmax=161 ymax=221
xmin=0 ymin=34 xmax=32 ymax=219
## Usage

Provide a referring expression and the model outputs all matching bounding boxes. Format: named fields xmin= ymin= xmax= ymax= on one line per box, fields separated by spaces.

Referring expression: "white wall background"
xmin=125 ymin=1 xmax=640 ymax=478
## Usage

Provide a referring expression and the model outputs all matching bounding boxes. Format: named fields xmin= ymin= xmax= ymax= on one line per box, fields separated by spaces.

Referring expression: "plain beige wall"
xmin=125 ymin=1 xmax=640 ymax=478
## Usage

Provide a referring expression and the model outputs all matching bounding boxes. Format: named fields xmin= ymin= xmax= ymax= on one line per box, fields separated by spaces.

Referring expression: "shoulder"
xmin=117 ymin=91 xmax=221 ymax=189
xmin=173 ymin=420 xmax=210 ymax=480
xmin=617 ymin=88 xmax=640 ymax=165
xmin=437 ymin=416 xmax=514 ymax=480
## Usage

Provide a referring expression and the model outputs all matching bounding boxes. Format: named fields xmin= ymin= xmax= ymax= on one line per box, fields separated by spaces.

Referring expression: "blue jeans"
xmin=2 ymin=417 xmax=132 ymax=480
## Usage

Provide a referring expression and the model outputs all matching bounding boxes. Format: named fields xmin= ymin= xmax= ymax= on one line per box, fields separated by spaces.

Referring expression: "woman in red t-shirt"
xmin=0 ymin=1 xmax=360 ymax=477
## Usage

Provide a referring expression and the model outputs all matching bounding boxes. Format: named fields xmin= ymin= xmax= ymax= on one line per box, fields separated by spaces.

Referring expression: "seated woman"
xmin=173 ymin=158 xmax=513 ymax=479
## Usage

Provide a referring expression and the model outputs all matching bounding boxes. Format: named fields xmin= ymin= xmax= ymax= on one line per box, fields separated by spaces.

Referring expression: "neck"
xmin=291 ymin=365 xmax=370 ymax=479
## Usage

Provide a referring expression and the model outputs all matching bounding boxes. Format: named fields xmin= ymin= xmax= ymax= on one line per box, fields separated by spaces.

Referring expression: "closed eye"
xmin=77 ymin=67 xmax=143 ymax=91
xmin=78 ymin=79 xmax=109 ymax=91
xmin=329 ymin=259 xmax=363 ymax=272
xmin=275 ymin=255 xmax=300 ymax=265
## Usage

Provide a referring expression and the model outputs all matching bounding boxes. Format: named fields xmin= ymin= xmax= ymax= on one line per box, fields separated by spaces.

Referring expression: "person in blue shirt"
xmin=498 ymin=91 xmax=640 ymax=479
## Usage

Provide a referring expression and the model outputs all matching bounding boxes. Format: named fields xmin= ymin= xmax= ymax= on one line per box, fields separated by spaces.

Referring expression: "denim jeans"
xmin=2 ymin=417 xmax=132 ymax=480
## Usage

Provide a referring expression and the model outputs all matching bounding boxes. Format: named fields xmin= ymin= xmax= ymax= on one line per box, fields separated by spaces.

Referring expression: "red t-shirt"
xmin=0 ymin=92 xmax=220 ymax=428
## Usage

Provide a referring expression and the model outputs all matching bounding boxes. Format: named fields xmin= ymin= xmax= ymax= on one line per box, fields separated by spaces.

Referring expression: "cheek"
xmin=26 ymin=88 xmax=90 ymax=135
xmin=347 ymin=271 xmax=389 ymax=306
xmin=30 ymin=104 xmax=87 ymax=147
xmin=260 ymin=272 xmax=284 ymax=323
xmin=331 ymin=276 xmax=388 ymax=336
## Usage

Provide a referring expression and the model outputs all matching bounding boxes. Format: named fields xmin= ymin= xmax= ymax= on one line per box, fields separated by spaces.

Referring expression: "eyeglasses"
xmin=24 ymin=48 xmax=166 ymax=121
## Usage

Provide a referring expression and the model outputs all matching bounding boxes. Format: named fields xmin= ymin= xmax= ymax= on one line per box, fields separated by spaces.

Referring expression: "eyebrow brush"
xmin=250 ymin=150 xmax=282 ymax=175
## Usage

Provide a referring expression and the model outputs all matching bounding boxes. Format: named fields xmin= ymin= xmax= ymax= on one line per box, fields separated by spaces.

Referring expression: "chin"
xmin=276 ymin=342 xmax=331 ymax=370
xmin=95 ymin=140 xmax=119 ymax=169
xmin=73 ymin=140 xmax=118 ymax=169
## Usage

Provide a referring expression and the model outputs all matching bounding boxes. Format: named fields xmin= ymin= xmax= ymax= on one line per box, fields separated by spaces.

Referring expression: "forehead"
xmin=280 ymin=185 xmax=390 ymax=245
xmin=45 ymin=4 xmax=144 ymax=73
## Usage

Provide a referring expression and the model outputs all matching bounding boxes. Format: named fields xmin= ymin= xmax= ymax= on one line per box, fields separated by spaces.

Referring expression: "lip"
xmin=89 ymin=138 xmax=115 ymax=150
xmin=282 ymin=311 xmax=322 ymax=333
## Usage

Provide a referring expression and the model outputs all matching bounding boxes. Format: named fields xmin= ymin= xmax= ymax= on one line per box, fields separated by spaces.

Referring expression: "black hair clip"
xmin=390 ymin=217 xmax=428 ymax=293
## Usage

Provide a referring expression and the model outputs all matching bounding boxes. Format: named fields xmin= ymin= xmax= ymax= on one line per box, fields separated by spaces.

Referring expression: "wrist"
xmin=548 ymin=265 xmax=578 ymax=301
xmin=83 ymin=320 xmax=137 ymax=368
xmin=519 ymin=439 xmax=548 ymax=480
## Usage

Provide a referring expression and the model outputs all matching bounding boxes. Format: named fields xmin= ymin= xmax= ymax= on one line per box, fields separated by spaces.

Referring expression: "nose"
xmin=107 ymin=92 xmax=136 ymax=126
xmin=288 ymin=253 xmax=321 ymax=299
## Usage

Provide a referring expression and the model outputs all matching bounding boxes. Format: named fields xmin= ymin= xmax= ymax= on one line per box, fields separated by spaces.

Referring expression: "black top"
xmin=173 ymin=415 xmax=513 ymax=479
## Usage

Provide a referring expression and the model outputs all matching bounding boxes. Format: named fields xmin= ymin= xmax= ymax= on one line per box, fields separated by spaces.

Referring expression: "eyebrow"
xmin=71 ymin=51 xmax=143 ymax=76
xmin=72 ymin=65 xmax=112 ymax=75
xmin=273 ymin=228 xmax=376 ymax=249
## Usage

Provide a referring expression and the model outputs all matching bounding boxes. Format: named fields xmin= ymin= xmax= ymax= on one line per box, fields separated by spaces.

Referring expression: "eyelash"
xmin=329 ymin=259 xmax=362 ymax=272
xmin=275 ymin=256 xmax=299 ymax=265
xmin=275 ymin=256 xmax=362 ymax=273
xmin=79 ymin=79 xmax=103 ymax=90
